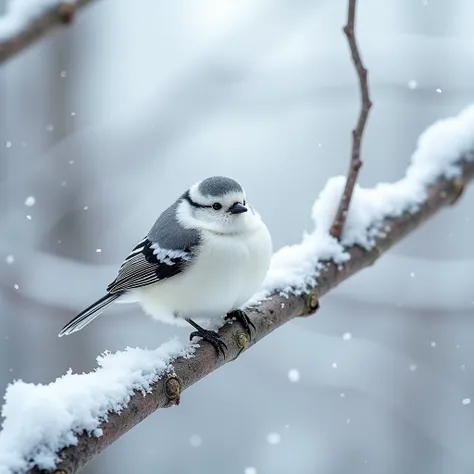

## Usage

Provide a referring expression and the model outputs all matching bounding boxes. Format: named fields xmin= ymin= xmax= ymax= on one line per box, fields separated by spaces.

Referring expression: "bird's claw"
xmin=189 ymin=328 xmax=228 ymax=358
xmin=225 ymin=309 xmax=255 ymax=339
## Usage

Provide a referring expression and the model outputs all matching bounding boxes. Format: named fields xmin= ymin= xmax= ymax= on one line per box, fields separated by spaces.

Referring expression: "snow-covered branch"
xmin=0 ymin=104 xmax=473 ymax=474
xmin=0 ymin=0 xmax=96 ymax=64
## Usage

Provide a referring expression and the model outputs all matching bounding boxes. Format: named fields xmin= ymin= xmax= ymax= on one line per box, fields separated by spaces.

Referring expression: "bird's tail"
xmin=58 ymin=293 xmax=121 ymax=337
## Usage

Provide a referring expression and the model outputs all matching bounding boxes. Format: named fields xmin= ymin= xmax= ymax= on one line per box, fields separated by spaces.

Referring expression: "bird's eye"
xmin=243 ymin=200 xmax=246 ymax=206
xmin=212 ymin=202 xmax=222 ymax=210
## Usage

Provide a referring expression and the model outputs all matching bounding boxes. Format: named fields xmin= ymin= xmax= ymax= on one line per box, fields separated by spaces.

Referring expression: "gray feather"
xmin=106 ymin=199 xmax=200 ymax=293
xmin=147 ymin=200 xmax=200 ymax=250
xmin=198 ymin=176 xmax=242 ymax=197
xmin=58 ymin=293 xmax=120 ymax=336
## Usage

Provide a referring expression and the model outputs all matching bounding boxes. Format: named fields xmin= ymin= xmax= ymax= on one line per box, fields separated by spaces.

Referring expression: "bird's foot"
xmin=186 ymin=319 xmax=227 ymax=358
xmin=225 ymin=309 xmax=255 ymax=339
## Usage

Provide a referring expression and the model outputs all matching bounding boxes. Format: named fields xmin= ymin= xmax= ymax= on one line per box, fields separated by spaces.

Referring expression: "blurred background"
xmin=1 ymin=0 xmax=474 ymax=473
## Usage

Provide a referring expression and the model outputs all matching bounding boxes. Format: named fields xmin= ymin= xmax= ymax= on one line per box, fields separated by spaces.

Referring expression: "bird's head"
xmin=177 ymin=176 xmax=258 ymax=234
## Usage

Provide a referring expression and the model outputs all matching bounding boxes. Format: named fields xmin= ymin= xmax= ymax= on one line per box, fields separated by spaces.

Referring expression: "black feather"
xmin=106 ymin=238 xmax=192 ymax=293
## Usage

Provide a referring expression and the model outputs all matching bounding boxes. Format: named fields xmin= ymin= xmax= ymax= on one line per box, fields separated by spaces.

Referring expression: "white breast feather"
xmin=134 ymin=219 xmax=272 ymax=325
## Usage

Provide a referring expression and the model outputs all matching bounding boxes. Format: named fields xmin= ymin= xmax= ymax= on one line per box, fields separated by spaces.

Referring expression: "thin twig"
xmin=330 ymin=0 xmax=373 ymax=239
xmin=0 ymin=0 xmax=97 ymax=65
xmin=25 ymin=157 xmax=474 ymax=474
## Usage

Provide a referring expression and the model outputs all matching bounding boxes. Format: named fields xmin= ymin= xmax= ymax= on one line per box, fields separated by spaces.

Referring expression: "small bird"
xmin=58 ymin=176 xmax=272 ymax=356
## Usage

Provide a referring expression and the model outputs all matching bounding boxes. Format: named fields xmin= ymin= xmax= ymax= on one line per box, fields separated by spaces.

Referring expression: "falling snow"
xmin=266 ymin=433 xmax=281 ymax=445
xmin=24 ymin=197 xmax=36 ymax=207
xmin=244 ymin=468 xmax=257 ymax=474
xmin=5 ymin=255 xmax=14 ymax=265
xmin=462 ymin=398 xmax=471 ymax=406
xmin=408 ymin=80 xmax=418 ymax=90
xmin=342 ymin=332 xmax=352 ymax=340
xmin=287 ymin=369 xmax=300 ymax=383
xmin=189 ymin=435 xmax=202 ymax=447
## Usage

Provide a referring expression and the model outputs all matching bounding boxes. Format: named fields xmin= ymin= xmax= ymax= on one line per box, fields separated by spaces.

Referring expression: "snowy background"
xmin=1 ymin=0 xmax=474 ymax=473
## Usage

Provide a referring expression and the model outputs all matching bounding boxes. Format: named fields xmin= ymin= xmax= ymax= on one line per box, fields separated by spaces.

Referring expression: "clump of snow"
xmin=247 ymin=105 xmax=474 ymax=304
xmin=0 ymin=340 xmax=194 ymax=474
xmin=0 ymin=0 xmax=75 ymax=41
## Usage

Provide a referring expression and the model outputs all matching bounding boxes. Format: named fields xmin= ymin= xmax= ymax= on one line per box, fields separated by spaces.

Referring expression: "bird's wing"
xmin=106 ymin=236 xmax=194 ymax=294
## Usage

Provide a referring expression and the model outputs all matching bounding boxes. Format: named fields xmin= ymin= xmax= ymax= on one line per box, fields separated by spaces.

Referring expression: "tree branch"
xmin=3 ymin=2 xmax=472 ymax=473
xmin=0 ymin=0 xmax=96 ymax=65
xmin=330 ymin=0 xmax=372 ymax=239
xmin=24 ymin=157 xmax=473 ymax=474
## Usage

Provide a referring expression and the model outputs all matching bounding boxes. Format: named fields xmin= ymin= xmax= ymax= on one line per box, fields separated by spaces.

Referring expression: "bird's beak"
xmin=228 ymin=202 xmax=248 ymax=214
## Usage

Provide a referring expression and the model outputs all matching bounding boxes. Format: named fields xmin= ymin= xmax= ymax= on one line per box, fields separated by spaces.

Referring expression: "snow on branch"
xmin=0 ymin=105 xmax=474 ymax=474
xmin=0 ymin=0 xmax=96 ymax=64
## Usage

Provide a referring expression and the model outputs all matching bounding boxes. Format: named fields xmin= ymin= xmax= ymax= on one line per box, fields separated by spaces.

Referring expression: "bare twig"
xmin=0 ymin=0 xmax=97 ymax=65
xmin=330 ymin=0 xmax=373 ymax=239
xmin=25 ymin=157 xmax=474 ymax=474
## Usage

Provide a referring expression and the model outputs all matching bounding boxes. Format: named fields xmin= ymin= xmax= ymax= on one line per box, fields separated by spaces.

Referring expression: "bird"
xmin=58 ymin=176 xmax=272 ymax=357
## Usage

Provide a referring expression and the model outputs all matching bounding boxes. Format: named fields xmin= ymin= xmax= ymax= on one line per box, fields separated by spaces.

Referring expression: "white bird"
xmin=58 ymin=176 xmax=272 ymax=356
